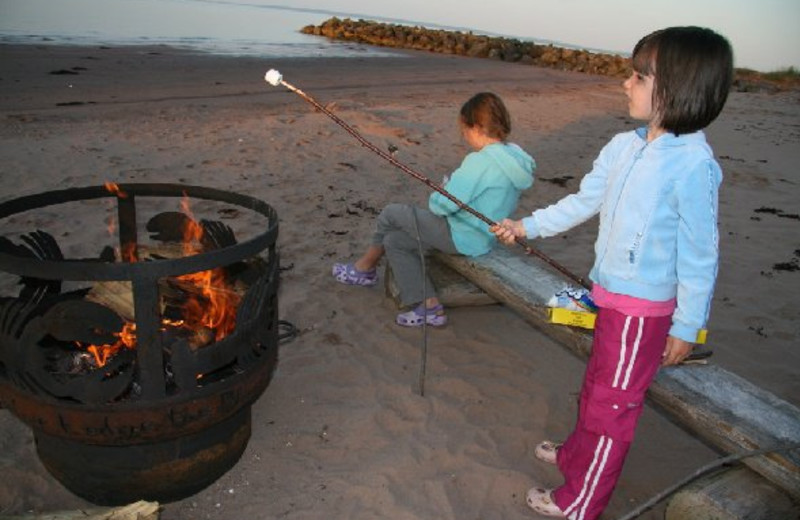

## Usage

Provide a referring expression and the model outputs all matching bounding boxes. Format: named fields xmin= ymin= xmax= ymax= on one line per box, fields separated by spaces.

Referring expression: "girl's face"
xmin=623 ymin=69 xmax=657 ymax=122
xmin=460 ymin=121 xmax=486 ymax=151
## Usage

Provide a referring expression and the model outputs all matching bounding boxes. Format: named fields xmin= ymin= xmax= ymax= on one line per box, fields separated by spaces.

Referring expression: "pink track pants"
xmin=553 ymin=307 xmax=671 ymax=520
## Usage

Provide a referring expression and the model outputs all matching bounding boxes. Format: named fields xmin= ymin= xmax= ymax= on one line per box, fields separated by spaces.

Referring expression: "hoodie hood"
xmin=482 ymin=142 xmax=536 ymax=189
xmin=635 ymin=127 xmax=712 ymax=153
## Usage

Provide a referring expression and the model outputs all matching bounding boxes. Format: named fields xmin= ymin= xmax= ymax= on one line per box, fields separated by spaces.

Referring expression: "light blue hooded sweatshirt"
xmin=522 ymin=127 xmax=721 ymax=343
xmin=429 ymin=142 xmax=535 ymax=257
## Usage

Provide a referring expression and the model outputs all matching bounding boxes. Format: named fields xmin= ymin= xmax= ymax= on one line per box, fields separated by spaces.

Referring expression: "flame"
xmin=82 ymin=191 xmax=240 ymax=367
xmin=175 ymin=193 xmax=240 ymax=340
xmin=178 ymin=268 xmax=240 ymax=340
xmin=104 ymin=182 xmax=128 ymax=198
xmin=82 ymin=321 xmax=137 ymax=367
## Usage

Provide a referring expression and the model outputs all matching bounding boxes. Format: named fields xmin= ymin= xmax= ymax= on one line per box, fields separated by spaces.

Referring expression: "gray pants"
xmin=371 ymin=203 xmax=459 ymax=307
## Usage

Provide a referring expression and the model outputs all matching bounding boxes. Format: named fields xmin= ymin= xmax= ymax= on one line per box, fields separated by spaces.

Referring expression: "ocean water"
xmin=0 ymin=0 xmax=410 ymax=58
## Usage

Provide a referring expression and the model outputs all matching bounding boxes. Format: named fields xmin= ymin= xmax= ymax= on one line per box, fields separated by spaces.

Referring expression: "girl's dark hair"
xmin=633 ymin=26 xmax=733 ymax=135
xmin=460 ymin=92 xmax=511 ymax=140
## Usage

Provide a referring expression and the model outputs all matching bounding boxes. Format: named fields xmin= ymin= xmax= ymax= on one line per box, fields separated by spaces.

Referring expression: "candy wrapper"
xmin=547 ymin=285 xmax=597 ymax=313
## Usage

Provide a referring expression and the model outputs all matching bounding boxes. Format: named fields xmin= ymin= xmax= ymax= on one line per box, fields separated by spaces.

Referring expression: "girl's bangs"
xmin=632 ymin=44 xmax=657 ymax=75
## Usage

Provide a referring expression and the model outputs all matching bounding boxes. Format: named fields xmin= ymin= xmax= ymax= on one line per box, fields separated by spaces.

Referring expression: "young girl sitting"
xmin=333 ymin=92 xmax=535 ymax=327
xmin=493 ymin=26 xmax=733 ymax=519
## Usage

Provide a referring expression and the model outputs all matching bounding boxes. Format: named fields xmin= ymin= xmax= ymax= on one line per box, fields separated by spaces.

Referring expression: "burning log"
xmin=85 ymin=243 xmax=187 ymax=321
xmin=86 ymin=238 xmax=245 ymax=322
xmin=86 ymin=280 xmax=135 ymax=321
xmin=85 ymin=275 xmax=242 ymax=353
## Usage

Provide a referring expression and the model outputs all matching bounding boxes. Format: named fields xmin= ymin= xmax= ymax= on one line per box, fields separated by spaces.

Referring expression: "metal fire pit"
xmin=0 ymin=183 xmax=280 ymax=505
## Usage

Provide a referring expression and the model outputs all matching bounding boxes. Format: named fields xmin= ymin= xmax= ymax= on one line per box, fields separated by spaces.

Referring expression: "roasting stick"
xmin=264 ymin=69 xmax=589 ymax=289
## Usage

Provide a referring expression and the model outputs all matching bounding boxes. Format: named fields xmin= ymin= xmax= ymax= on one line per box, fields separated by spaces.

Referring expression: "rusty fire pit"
xmin=0 ymin=183 xmax=280 ymax=505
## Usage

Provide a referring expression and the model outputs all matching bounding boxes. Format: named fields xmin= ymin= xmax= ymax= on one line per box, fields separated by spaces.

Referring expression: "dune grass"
xmin=734 ymin=66 xmax=800 ymax=91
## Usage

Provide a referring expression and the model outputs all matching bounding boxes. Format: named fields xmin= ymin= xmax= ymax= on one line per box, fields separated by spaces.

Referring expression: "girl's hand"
xmin=662 ymin=335 xmax=693 ymax=366
xmin=491 ymin=219 xmax=525 ymax=245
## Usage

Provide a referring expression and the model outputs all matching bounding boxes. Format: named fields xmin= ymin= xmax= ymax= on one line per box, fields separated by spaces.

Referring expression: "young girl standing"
xmin=493 ymin=27 xmax=733 ymax=519
xmin=333 ymin=92 xmax=535 ymax=327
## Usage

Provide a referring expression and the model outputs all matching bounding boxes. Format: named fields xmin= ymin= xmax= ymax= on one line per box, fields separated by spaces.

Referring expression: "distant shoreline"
xmin=301 ymin=17 xmax=800 ymax=92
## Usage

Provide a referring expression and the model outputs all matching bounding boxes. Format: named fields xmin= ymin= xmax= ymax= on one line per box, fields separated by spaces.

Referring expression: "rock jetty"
xmin=301 ymin=18 xmax=800 ymax=92
xmin=301 ymin=17 xmax=630 ymax=77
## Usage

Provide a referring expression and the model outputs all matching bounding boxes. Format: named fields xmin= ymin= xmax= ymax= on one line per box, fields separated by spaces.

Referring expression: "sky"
xmin=290 ymin=0 xmax=800 ymax=72
xmin=1 ymin=0 xmax=797 ymax=72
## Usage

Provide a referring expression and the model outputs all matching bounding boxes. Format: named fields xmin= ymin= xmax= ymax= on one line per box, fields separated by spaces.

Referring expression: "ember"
xmin=0 ymin=183 xmax=281 ymax=505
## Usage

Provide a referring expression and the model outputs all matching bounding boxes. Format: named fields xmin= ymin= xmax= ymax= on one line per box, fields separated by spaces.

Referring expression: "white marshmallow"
xmin=264 ymin=69 xmax=283 ymax=86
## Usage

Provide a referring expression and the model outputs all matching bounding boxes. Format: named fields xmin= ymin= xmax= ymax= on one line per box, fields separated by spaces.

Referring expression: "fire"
xmin=178 ymin=267 xmax=240 ymax=341
xmin=104 ymin=182 xmax=128 ymax=198
xmin=175 ymin=194 xmax=241 ymax=341
xmin=83 ymin=321 xmax=137 ymax=367
xmin=82 ymin=189 xmax=241 ymax=367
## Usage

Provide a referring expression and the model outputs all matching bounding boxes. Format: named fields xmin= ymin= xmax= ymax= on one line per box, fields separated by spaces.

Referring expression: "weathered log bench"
xmin=0 ymin=501 xmax=160 ymax=520
xmin=429 ymin=247 xmax=800 ymax=511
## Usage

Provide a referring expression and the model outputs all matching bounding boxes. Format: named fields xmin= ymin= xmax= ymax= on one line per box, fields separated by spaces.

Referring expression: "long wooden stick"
xmin=264 ymin=70 xmax=589 ymax=289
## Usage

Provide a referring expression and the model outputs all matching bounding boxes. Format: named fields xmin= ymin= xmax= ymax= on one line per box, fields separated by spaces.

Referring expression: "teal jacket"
xmin=429 ymin=142 xmax=535 ymax=256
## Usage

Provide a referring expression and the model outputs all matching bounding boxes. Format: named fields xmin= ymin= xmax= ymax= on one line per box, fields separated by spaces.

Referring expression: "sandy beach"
xmin=0 ymin=43 xmax=798 ymax=518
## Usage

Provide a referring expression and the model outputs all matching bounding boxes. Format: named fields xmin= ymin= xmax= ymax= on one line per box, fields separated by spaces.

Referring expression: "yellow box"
xmin=547 ymin=307 xmax=707 ymax=344
xmin=547 ymin=307 xmax=597 ymax=329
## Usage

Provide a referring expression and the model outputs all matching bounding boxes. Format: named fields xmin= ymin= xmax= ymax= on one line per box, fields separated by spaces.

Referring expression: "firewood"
xmin=165 ymin=276 xmax=245 ymax=299
xmin=85 ymin=241 xmax=248 ymax=328
xmin=86 ymin=281 xmax=135 ymax=321
xmin=137 ymin=242 xmax=187 ymax=261
xmin=0 ymin=500 xmax=160 ymax=520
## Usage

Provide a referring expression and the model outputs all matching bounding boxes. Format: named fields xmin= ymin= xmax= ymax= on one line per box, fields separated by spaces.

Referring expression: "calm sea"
xmin=0 ymin=0 xmax=415 ymax=58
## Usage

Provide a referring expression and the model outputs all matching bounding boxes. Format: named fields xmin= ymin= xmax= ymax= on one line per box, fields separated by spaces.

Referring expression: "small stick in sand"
xmin=264 ymin=69 xmax=590 ymax=289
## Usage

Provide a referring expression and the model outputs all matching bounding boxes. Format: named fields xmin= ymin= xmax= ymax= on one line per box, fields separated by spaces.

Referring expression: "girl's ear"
xmin=471 ymin=123 xmax=487 ymax=136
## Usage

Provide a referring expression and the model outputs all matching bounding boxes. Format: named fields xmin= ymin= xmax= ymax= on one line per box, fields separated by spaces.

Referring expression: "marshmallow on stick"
xmin=264 ymin=69 xmax=283 ymax=86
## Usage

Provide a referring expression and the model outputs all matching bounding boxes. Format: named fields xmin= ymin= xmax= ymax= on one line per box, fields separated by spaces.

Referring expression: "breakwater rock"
xmin=301 ymin=17 xmax=630 ymax=77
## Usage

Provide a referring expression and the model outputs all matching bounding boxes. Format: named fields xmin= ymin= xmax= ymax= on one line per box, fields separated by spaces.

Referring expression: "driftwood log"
xmin=0 ymin=500 xmax=159 ymax=520
xmin=666 ymin=467 xmax=797 ymax=520
xmin=432 ymin=248 xmax=800 ymax=506
xmin=384 ymin=259 xmax=497 ymax=308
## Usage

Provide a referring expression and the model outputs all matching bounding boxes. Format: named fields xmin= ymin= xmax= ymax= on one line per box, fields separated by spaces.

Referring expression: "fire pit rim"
xmin=0 ymin=183 xmax=278 ymax=281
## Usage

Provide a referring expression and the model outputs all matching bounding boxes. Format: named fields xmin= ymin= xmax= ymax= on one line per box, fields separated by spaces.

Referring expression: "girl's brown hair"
xmin=460 ymin=92 xmax=511 ymax=140
xmin=633 ymin=26 xmax=733 ymax=136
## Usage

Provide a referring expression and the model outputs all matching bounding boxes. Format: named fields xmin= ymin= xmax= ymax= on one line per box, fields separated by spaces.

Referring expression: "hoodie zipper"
xmin=599 ymin=140 xmax=648 ymax=270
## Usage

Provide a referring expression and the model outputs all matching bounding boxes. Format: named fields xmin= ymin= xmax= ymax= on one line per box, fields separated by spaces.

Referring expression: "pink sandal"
xmin=396 ymin=303 xmax=447 ymax=327
xmin=526 ymin=487 xmax=565 ymax=518
xmin=534 ymin=440 xmax=561 ymax=465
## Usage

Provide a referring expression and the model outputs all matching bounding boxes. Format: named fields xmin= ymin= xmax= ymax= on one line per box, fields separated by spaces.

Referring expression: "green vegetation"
xmin=734 ymin=66 xmax=800 ymax=92
xmin=762 ymin=66 xmax=799 ymax=81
